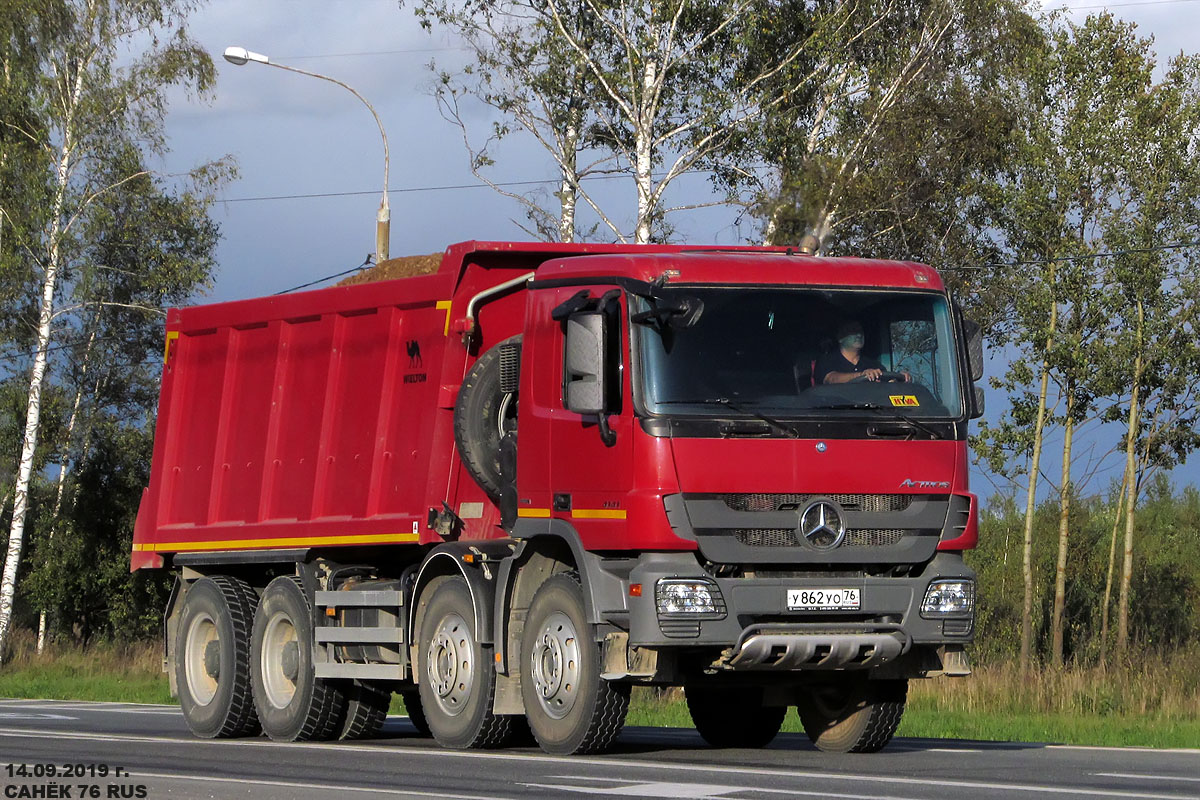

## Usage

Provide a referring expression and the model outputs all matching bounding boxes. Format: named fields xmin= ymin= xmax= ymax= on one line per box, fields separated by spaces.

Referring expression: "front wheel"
xmin=686 ymin=686 xmax=785 ymax=748
xmin=521 ymin=573 xmax=629 ymax=755
xmin=796 ymin=678 xmax=907 ymax=753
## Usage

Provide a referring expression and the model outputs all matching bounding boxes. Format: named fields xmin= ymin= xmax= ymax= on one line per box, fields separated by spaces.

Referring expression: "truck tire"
xmin=796 ymin=678 xmax=907 ymax=753
xmin=175 ymin=576 xmax=261 ymax=739
xmin=685 ymin=686 xmax=785 ymax=748
xmin=401 ymin=689 xmax=431 ymax=736
xmin=416 ymin=576 xmax=512 ymax=748
xmin=339 ymin=681 xmax=390 ymax=740
xmin=521 ymin=573 xmax=629 ymax=755
xmin=251 ymin=576 xmax=347 ymax=742
xmin=453 ymin=335 xmax=520 ymax=500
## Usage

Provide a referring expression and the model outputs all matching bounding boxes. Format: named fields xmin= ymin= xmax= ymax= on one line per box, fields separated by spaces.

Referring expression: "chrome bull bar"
xmin=725 ymin=629 xmax=908 ymax=670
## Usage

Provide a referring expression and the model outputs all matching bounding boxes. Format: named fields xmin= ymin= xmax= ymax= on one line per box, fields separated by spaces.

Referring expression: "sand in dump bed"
xmin=337 ymin=253 xmax=444 ymax=286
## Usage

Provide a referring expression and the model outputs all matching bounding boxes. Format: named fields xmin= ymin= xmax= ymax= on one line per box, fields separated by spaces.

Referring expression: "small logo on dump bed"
xmin=798 ymin=499 xmax=846 ymax=550
xmin=406 ymin=339 xmax=423 ymax=368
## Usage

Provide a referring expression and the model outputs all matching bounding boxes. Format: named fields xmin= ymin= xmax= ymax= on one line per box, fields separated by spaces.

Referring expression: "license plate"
xmin=787 ymin=588 xmax=860 ymax=611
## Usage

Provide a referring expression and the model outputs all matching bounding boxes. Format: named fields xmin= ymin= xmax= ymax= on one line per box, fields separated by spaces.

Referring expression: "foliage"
xmin=969 ymin=478 xmax=1200 ymax=664
xmin=0 ymin=0 xmax=227 ymax=658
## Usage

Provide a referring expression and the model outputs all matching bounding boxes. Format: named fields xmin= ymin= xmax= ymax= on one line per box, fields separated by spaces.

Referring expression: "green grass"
xmin=0 ymin=632 xmax=173 ymax=704
xmin=3 ymin=630 xmax=1197 ymax=749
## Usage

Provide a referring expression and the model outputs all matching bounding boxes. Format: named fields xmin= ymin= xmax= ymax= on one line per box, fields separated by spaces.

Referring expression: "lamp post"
xmin=223 ymin=46 xmax=391 ymax=263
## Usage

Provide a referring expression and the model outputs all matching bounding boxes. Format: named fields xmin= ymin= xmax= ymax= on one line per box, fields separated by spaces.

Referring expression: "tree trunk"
xmin=1099 ymin=464 xmax=1128 ymax=669
xmin=558 ymin=111 xmax=579 ymax=243
xmin=1019 ymin=295 xmax=1056 ymax=673
xmin=633 ymin=57 xmax=657 ymax=245
xmin=1116 ymin=300 xmax=1144 ymax=655
xmin=36 ymin=323 xmax=100 ymax=654
xmin=0 ymin=57 xmax=84 ymax=665
xmin=1050 ymin=393 xmax=1075 ymax=667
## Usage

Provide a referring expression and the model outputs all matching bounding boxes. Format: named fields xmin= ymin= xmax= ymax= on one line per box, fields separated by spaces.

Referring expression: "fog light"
xmin=921 ymin=579 xmax=975 ymax=618
xmin=655 ymin=579 xmax=724 ymax=616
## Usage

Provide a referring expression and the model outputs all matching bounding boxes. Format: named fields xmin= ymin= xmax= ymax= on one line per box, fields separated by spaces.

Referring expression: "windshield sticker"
xmin=889 ymin=395 xmax=920 ymax=407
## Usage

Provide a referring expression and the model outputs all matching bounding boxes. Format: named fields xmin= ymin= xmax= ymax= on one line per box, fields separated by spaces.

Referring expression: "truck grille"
xmin=734 ymin=528 xmax=907 ymax=548
xmin=720 ymin=493 xmax=911 ymax=513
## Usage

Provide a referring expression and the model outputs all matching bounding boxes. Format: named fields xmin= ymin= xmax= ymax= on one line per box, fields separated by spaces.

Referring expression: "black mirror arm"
xmin=597 ymin=413 xmax=617 ymax=447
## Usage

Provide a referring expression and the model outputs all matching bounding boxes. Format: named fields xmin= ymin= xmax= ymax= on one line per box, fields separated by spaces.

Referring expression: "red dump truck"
xmin=132 ymin=240 xmax=983 ymax=755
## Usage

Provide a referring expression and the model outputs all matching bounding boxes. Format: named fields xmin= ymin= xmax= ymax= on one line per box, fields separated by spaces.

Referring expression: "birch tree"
xmin=421 ymin=0 xmax=617 ymax=241
xmin=419 ymin=0 xmax=827 ymax=243
xmin=720 ymin=0 xmax=1039 ymax=260
xmin=0 ymin=0 xmax=219 ymax=662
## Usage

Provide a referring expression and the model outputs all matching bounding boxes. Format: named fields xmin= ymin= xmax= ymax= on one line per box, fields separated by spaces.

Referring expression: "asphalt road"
xmin=0 ymin=698 xmax=1197 ymax=800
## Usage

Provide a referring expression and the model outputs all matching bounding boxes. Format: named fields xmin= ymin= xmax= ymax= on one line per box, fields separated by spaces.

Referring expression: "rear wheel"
xmin=339 ymin=681 xmax=390 ymax=740
xmin=416 ymin=576 xmax=512 ymax=748
xmin=521 ymin=573 xmax=629 ymax=755
xmin=401 ymin=689 xmax=430 ymax=736
xmin=796 ymin=678 xmax=907 ymax=753
xmin=685 ymin=686 xmax=785 ymax=748
xmin=251 ymin=576 xmax=347 ymax=741
xmin=176 ymin=576 xmax=261 ymax=738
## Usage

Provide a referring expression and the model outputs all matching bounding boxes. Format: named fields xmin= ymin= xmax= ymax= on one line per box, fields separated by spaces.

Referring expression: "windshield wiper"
xmin=809 ymin=402 xmax=944 ymax=440
xmin=656 ymin=398 xmax=799 ymax=439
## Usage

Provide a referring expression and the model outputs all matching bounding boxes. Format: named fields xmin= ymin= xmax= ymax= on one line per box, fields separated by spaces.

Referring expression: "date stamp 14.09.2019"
xmin=3 ymin=763 xmax=147 ymax=799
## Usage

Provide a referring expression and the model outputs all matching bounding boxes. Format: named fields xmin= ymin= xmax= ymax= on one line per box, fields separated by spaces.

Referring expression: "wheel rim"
xmin=260 ymin=610 xmax=299 ymax=709
xmin=426 ymin=612 xmax=475 ymax=717
xmin=184 ymin=612 xmax=219 ymax=706
xmin=529 ymin=611 xmax=581 ymax=720
xmin=497 ymin=391 xmax=517 ymax=439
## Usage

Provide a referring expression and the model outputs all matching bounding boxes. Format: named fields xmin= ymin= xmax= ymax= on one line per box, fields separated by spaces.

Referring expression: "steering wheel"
xmin=849 ymin=371 xmax=909 ymax=384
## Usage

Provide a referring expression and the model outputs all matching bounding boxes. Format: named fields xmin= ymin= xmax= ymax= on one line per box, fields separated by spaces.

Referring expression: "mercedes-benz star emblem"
xmin=798 ymin=499 xmax=847 ymax=549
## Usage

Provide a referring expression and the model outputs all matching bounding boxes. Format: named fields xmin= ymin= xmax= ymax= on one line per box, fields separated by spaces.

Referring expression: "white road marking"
xmin=1051 ymin=745 xmax=1200 ymax=756
xmin=133 ymin=770 xmax=510 ymax=800
xmin=537 ymin=775 xmax=923 ymax=800
xmin=1096 ymin=774 xmax=1200 ymax=784
xmin=920 ymin=747 xmax=983 ymax=753
xmin=522 ymin=780 xmax=746 ymax=797
xmin=0 ymin=728 xmax=1195 ymax=800
xmin=0 ymin=712 xmax=77 ymax=720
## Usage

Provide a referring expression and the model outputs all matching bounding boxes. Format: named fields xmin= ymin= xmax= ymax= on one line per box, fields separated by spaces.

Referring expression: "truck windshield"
xmin=633 ymin=287 xmax=963 ymax=419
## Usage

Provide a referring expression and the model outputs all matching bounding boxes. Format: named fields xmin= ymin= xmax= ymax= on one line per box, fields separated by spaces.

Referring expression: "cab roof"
xmin=533 ymin=250 xmax=944 ymax=292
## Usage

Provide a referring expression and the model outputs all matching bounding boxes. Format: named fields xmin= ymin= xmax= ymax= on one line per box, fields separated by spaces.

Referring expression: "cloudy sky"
xmin=161 ymin=0 xmax=1198 ymax=302
xmin=157 ymin=0 xmax=1199 ymax=495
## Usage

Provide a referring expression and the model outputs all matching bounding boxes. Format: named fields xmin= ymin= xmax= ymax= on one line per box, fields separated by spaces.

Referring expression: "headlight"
xmin=655 ymin=579 xmax=725 ymax=616
xmin=921 ymin=579 xmax=975 ymax=618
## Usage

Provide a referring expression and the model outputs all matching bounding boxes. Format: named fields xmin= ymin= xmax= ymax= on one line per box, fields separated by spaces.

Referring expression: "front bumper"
xmin=625 ymin=551 xmax=974 ymax=668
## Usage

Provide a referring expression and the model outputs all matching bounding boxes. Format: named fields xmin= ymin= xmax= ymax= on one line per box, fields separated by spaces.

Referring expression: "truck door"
xmin=544 ymin=286 xmax=634 ymax=549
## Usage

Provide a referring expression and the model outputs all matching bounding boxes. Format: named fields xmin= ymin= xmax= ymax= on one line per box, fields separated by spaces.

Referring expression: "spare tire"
xmin=454 ymin=335 xmax=520 ymax=500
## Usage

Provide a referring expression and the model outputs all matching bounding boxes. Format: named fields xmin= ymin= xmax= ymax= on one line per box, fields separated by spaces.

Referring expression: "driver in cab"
xmin=816 ymin=321 xmax=909 ymax=384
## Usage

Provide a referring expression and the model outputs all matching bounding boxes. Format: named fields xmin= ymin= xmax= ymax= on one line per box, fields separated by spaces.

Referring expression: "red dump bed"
xmin=133 ymin=242 xmax=543 ymax=569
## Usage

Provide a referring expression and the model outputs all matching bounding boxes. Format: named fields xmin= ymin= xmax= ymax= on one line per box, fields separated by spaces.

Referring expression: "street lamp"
xmin=223 ymin=45 xmax=391 ymax=263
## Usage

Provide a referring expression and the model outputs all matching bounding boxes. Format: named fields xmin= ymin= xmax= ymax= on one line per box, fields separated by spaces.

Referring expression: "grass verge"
xmin=3 ymin=630 xmax=1196 ymax=749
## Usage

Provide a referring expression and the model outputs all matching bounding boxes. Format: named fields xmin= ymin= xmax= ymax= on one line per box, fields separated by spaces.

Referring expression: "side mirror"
xmin=964 ymin=319 xmax=983 ymax=382
xmin=971 ymin=384 xmax=985 ymax=420
xmin=564 ymin=313 xmax=606 ymax=415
